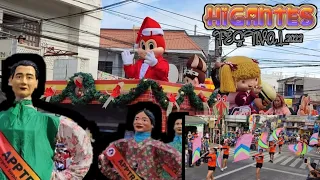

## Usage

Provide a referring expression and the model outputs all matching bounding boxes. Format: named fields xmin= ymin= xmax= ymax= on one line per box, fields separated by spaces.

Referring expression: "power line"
xmin=0 ymin=24 xmax=114 ymax=52
xmin=131 ymin=0 xmax=202 ymax=22
xmin=43 ymin=0 xmax=131 ymax=21
xmin=105 ymin=9 xmax=211 ymax=36
xmin=260 ymin=64 xmax=320 ymax=69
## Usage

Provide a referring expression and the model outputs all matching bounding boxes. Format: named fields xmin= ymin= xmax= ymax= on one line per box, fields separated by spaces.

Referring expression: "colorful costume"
xmin=0 ymin=100 xmax=93 ymax=179
xmin=169 ymin=135 xmax=182 ymax=152
xmin=99 ymin=132 xmax=182 ymax=179
xmin=122 ymin=17 xmax=169 ymax=81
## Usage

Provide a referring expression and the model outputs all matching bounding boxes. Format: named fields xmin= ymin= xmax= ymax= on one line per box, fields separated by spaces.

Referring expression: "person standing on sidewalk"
xmin=221 ymin=141 xmax=230 ymax=172
xmin=253 ymin=149 xmax=264 ymax=180
xmin=188 ymin=138 xmax=194 ymax=167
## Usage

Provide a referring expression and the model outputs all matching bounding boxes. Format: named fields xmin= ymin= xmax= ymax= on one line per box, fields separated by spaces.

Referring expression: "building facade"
xmin=0 ymin=0 xmax=102 ymax=79
xmin=99 ymin=29 xmax=206 ymax=82
xmin=277 ymin=76 xmax=320 ymax=108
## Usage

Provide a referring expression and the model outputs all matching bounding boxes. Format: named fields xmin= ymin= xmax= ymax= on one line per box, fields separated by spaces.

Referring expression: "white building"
xmin=261 ymin=73 xmax=283 ymax=92
xmin=0 ymin=0 xmax=102 ymax=79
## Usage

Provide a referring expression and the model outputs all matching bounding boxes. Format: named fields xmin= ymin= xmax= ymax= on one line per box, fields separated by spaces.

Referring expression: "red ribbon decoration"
xmin=111 ymin=85 xmax=121 ymax=98
xmin=44 ymin=87 xmax=55 ymax=97
xmin=198 ymin=92 xmax=207 ymax=102
xmin=221 ymin=62 xmax=238 ymax=71
xmin=252 ymin=59 xmax=259 ymax=64
xmin=215 ymin=94 xmax=228 ymax=124
xmin=74 ymin=76 xmax=83 ymax=88
xmin=168 ymin=94 xmax=177 ymax=102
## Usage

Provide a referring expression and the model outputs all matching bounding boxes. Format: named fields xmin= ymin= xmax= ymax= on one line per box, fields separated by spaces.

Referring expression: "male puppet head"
xmin=8 ymin=60 xmax=39 ymax=100
xmin=183 ymin=54 xmax=207 ymax=87
xmin=136 ymin=17 xmax=166 ymax=59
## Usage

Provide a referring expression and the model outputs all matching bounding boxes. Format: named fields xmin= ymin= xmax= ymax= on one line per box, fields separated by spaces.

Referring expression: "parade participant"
xmin=0 ymin=57 xmax=93 ymax=179
xmin=278 ymin=136 xmax=284 ymax=154
xmin=183 ymin=54 xmax=207 ymax=88
xmin=121 ymin=17 xmax=169 ymax=81
xmin=206 ymin=147 xmax=217 ymax=180
xmin=268 ymin=141 xmax=276 ymax=163
xmin=299 ymin=136 xmax=309 ymax=159
xmin=98 ymin=109 xmax=182 ymax=179
xmin=218 ymin=56 xmax=261 ymax=110
xmin=220 ymin=141 xmax=230 ymax=171
xmin=261 ymin=94 xmax=291 ymax=115
xmin=252 ymin=149 xmax=264 ymax=180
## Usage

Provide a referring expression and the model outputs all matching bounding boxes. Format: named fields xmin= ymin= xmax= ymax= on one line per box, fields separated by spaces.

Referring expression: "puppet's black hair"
xmin=136 ymin=109 xmax=155 ymax=126
xmin=1 ymin=53 xmax=101 ymax=179
xmin=164 ymin=112 xmax=188 ymax=143
xmin=10 ymin=60 xmax=40 ymax=79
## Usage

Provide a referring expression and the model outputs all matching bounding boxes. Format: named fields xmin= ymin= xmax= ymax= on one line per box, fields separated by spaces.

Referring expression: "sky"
xmin=101 ymin=0 xmax=320 ymax=78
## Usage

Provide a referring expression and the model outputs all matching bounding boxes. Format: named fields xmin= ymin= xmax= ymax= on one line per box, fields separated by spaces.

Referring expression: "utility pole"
xmin=214 ymin=36 xmax=223 ymax=60
xmin=194 ymin=25 xmax=197 ymax=35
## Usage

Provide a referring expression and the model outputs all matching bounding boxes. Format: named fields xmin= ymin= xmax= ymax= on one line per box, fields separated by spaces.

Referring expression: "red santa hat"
xmin=135 ymin=17 xmax=165 ymax=49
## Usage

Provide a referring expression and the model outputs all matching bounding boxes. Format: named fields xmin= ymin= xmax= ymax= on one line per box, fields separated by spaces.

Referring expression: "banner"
xmin=0 ymin=132 xmax=40 ymax=180
xmin=105 ymin=144 xmax=142 ymax=180
xmin=192 ymin=132 xmax=202 ymax=164
xmin=284 ymin=99 xmax=292 ymax=107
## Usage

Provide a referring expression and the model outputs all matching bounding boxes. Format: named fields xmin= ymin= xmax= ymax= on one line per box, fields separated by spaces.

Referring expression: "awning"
xmin=185 ymin=115 xmax=207 ymax=125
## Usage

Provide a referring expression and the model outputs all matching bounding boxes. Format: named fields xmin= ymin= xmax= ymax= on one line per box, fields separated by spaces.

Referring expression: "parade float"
xmin=43 ymin=72 xmax=224 ymax=133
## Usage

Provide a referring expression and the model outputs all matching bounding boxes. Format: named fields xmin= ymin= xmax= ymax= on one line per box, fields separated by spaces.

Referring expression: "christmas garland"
xmin=48 ymin=72 xmax=218 ymax=110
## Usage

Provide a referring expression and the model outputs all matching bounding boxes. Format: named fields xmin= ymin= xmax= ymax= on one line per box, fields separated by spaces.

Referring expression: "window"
xmin=1 ymin=13 xmax=41 ymax=47
xmin=296 ymin=85 xmax=303 ymax=93
xmin=98 ymin=61 xmax=113 ymax=74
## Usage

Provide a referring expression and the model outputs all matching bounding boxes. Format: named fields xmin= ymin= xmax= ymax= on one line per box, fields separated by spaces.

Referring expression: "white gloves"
xmin=121 ymin=50 xmax=158 ymax=67
xmin=121 ymin=50 xmax=134 ymax=65
xmin=144 ymin=51 xmax=158 ymax=67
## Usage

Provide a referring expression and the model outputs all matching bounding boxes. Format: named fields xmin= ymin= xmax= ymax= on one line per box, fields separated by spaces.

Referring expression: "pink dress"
xmin=264 ymin=106 xmax=291 ymax=115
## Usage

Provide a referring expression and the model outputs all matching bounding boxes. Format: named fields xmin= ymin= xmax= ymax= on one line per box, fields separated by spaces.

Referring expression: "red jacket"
xmin=123 ymin=56 xmax=169 ymax=81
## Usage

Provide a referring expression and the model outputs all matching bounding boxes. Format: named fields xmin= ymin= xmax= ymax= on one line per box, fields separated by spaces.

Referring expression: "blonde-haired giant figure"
xmin=218 ymin=56 xmax=261 ymax=109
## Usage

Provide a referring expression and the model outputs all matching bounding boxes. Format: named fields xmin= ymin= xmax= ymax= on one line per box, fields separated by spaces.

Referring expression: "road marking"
xmin=215 ymin=162 xmax=255 ymax=179
xmin=250 ymin=165 xmax=307 ymax=177
xmin=212 ymin=152 xmax=275 ymax=180
xmin=273 ymin=155 xmax=287 ymax=164
xmin=280 ymin=156 xmax=295 ymax=165
xmin=289 ymin=158 xmax=301 ymax=167
xmin=299 ymin=159 xmax=307 ymax=169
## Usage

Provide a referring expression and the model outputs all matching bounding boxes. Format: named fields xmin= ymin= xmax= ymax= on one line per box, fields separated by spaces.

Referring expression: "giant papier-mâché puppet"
xmin=0 ymin=54 xmax=93 ymax=180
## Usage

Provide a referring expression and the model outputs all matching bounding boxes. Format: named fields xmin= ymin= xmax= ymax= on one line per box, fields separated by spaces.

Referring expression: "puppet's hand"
xmin=121 ymin=50 xmax=134 ymax=65
xmin=144 ymin=51 xmax=158 ymax=67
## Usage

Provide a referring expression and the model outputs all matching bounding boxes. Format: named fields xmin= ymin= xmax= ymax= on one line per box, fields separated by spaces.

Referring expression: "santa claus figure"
xmin=121 ymin=17 xmax=169 ymax=81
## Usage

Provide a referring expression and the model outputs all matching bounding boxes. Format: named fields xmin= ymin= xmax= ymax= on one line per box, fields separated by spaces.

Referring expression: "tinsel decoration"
xmin=47 ymin=73 xmax=218 ymax=111
xmin=102 ymin=82 xmax=124 ymax=108
xmin=166 ymin=93 xmax=180 ymax=116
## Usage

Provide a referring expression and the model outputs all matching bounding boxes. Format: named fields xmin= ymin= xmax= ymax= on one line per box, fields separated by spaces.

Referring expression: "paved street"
xmin=185 ymin=145 xmax=320 ymax=180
